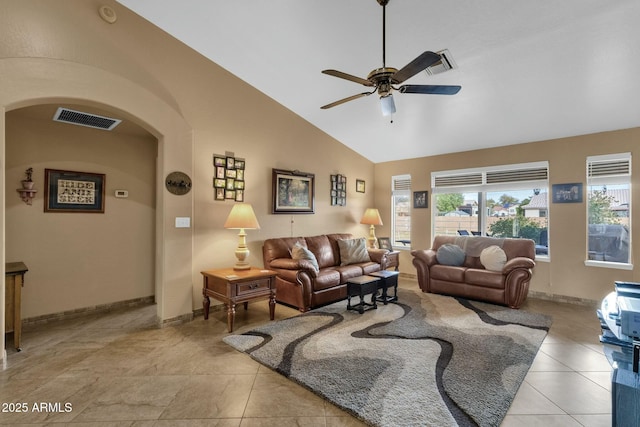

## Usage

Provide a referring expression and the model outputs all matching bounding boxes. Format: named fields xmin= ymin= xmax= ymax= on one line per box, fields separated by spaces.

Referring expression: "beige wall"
xmin=374 ymin=127 xmax=640 ymax=303
xmin=0 ymin=0 xmax=375 ymax=362
xmin=5 ymin=108 xmax=157 ymax=319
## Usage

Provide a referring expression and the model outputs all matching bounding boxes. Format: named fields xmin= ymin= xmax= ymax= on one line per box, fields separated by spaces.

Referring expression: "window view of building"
xmin=391 ymin=175 xmax=411 ymax=248
xmin=586 ymin=153 xmax=631 ymax=266
xmin=432 ymin=162 xmax=549 ymax=257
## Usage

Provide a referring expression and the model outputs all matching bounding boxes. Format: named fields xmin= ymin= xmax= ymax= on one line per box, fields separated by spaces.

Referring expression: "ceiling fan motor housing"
xmin=367 ymin=67 xmax=398 ymax=96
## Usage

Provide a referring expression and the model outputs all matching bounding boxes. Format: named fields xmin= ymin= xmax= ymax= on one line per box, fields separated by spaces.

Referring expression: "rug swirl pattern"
xmin=224 ymin=288 xmax=551 ymax=427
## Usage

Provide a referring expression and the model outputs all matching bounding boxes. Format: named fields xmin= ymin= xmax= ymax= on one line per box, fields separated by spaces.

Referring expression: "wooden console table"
xmin=201 ymin=267 xmax=277 ymax=332
xmin=5 ymin=262 xmax=28 ymax=351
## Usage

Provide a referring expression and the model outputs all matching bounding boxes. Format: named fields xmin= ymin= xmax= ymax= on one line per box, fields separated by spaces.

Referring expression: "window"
xmin=432 ymin=162 xmax=549 ymax=257
xmin=391 ymin=175 xmax=411 ymax=249
xmin=586 ymin=153 xmax=631 ymax=267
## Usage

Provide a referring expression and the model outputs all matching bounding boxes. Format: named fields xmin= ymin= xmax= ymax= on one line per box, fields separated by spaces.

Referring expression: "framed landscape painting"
xmin=272 ymin=168 xmax=315 ymax=214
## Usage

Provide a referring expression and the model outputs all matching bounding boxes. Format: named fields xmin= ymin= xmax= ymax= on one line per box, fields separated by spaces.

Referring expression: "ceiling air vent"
xmin=424 ymin=49 xmax=457 ymax=76
xmin=53 ymin=107 xmax=122 ymax=131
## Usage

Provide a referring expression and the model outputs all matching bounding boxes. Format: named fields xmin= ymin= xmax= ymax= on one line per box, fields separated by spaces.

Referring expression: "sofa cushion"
xmin=465 ymin=268 xmax=505 ymax=289
xmin=338 ymin=238 xmax=371 ymax=266
xmin=313 ymin=269 xmax=342 ymax=291
xmin=333 ymin=265 xmax=363 ymax=282
xmin=436 ymin=244 xmax=465 ymax=266
xmin=431 ymin=264 xmax=466 ymax=282
xmin=480 ymin=245 xmax=507 ymax=272
xmin=306 ymin=235 xmax=335 ymax=269
xmin=291 ymin=242 xmax=319 ymax=272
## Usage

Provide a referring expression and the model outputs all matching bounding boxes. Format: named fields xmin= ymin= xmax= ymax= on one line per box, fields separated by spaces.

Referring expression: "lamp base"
xmin=233 ymin=262 xmax=251 ymax=271
xmin=367 ymin=224 xmax=378 ymax=249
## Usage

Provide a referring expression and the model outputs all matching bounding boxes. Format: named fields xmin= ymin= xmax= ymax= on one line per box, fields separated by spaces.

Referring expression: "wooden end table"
xmin=5 ymin=261 xmax=28 ymax=351
xmin=385 ymin=250 xmax=400 ymax=271
xmin=201 ymin=267 xmax=277 ymax=332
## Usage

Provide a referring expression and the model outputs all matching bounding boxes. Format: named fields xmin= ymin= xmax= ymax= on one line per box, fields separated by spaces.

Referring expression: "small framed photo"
xmin=213 ymin=155 xmax=226 ymax=167
xmin=552 ymin=183 xmax=583 ymax=203
xmin=215 ymin=188 xmax=225 ymax=200
xmin=225 ymin=189 xmax=236 ymax=199
xmin=226 ymin=178 xmax=235 ymax=190
xmin=413 ymin=191 xmax=428 ymax=208
xmin=235 ymin=189 xmax=244 ymax=202
xmin=236 ymin=169 xmax=244 ymax=181
xmin=235 ymin=160 xmax=245 ymax=170
xmin=356 ymin=179 xmax=365 ymax=193
xmin=216 ymin=166 xmax=226 ymax=179
xmin=378 ymin=237 xmax=392 ymax=250
xmin=226 ymin=157 xmax=235 ymax=169
xmin=234 ymin=180 xmax=245 ymax=190
xmin=225 ymin=168 xmax=237 ymax=179
xmin=214 ymin=178 xmax=226 ymax=188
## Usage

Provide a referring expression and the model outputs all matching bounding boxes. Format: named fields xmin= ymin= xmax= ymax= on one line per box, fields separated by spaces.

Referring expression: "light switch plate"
xmin=175 ymin=217 xmax=191 ymax=228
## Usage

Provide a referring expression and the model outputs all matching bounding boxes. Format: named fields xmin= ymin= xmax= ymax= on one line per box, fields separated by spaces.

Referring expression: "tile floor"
xmin=1 ymin=278 xmax=614 ymax=426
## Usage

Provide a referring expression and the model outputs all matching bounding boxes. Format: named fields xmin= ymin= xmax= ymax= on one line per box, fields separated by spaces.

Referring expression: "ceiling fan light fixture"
xmin=380 ymin=94 xmax=396 ymax=116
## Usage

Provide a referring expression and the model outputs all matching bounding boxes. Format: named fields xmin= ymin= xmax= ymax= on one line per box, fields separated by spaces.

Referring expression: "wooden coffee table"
xmin=201 ymin=267 xmax=277 ymax=332
xmin=346 ymin=275 xmax=380 ymax=314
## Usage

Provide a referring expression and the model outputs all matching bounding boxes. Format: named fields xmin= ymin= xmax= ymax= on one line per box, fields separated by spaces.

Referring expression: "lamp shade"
xmin=224 ymin=203 xmax=260 ymax=230
xmin=360 ymin=208 xmax=383 ymax=226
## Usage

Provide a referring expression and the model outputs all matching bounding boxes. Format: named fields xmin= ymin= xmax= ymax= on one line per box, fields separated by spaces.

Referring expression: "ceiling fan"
xmin=321 ymin=0 xmax=461 ymax=116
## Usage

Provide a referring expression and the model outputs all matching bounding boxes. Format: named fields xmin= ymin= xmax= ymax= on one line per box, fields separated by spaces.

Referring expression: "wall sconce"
xmin=17 ymin=167 xmax=37 ymax=205
xmin=224 ymin=203 xmax=261 ymax=270
xmin=360 ymin=208 xmax=383 ymax=249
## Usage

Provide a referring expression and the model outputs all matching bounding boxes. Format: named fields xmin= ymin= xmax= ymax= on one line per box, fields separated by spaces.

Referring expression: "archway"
xmin=1 ymin=58 xmax=194 ymax=360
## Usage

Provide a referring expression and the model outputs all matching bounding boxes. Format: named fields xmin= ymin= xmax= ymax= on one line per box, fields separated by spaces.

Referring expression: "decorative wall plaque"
xmin=165 ymin=171 xmax=192 ymax=195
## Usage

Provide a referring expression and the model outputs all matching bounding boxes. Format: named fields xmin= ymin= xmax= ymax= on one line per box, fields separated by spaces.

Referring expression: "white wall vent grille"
xmin=53 ymin=107 xmax=122 ymax=131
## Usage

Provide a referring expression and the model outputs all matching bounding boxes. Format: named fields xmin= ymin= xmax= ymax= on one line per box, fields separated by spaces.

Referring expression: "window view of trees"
xmin=586 ymin=154 xmax=631 ymax=265
xmin=433 ymin=189 xmax=549 ymax=256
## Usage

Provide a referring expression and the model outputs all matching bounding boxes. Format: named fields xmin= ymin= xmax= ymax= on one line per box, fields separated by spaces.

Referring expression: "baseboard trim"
xmin=22 ymin=296 xmax=155 ymax=326
xmin=528 ymin=290 xmax=599 ymax=308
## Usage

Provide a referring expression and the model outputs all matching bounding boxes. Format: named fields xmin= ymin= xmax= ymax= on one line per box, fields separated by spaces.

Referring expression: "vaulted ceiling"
xmin=116 ymin=0 xmax=640 ymax=163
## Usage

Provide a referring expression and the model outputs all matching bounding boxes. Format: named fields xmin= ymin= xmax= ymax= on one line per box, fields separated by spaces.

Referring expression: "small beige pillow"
xmin=338 ymin=238 xmax=371 ymax=266
xmin=480 ymin=245 xmax=507 ymax=272
xmin=291 ymin=242 xmax=319 ymax=272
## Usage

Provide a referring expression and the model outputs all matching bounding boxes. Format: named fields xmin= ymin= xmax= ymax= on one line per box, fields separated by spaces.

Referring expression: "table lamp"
xmin=360 ymin=208 xmax=383 ymax=249
xmin=224 ymin=203 xmax=261 ymax=270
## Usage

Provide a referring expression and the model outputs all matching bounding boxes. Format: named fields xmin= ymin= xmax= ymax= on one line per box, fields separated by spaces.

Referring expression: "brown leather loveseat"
xmin=411 ymin=235 xmax=535 ymax=309
xmin=263 ymin=233 xmax=389 ymax=312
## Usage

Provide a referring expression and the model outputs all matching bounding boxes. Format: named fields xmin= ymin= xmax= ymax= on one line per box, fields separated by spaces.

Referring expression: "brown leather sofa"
xmin=263 ymin=233 xmax=389 ymax=312
xmin=411 ymin=235 xmax=535 ymax=309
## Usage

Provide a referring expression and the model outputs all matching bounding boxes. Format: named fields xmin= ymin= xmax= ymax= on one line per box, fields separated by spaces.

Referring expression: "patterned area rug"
xmin=224 ymin=288 xmax=552 ymax=427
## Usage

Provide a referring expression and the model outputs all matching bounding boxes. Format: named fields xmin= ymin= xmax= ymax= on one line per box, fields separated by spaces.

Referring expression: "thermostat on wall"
xmin=115 ymin=190 xmax=128 ymax=198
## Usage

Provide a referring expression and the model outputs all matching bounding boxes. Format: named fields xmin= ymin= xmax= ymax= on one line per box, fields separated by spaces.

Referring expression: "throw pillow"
xmin=436 ymin=244 xmax=466 ymax=266
xmin=338 ymin=238 xmax=371 ymax=266
xmin=480 ymin=245 xmax=507 ymax=272
xmin=291 ymin=242 xmax=320 ymax=272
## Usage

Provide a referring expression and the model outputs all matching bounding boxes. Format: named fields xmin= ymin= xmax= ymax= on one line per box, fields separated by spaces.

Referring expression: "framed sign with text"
xmin=44 ymin=169 xmax=106 ymax=213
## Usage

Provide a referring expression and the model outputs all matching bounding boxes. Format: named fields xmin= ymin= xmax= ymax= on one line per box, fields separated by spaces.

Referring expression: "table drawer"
xmin=236 ymin=278 xmax=270 ymax=296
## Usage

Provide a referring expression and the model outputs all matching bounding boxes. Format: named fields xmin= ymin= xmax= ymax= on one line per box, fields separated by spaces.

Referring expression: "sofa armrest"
xmin=503 ymin=257 xmax=535 ymax=274
xmin=269 ymin=258 xmax=318 ymax=278
xmin=412 ymin=249 xmax=438 ymax=267
xmin=367 ymin=248 xmax=388 ymax=265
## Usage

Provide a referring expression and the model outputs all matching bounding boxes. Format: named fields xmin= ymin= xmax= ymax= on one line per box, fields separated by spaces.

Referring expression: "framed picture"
xmin=552 ymin=183 xmax=583 ymax=203
xmin=356 ymin=179 xmax=365 ymax=193
xmin=413 ymin=191 xmax=428 ymax=208
xmin=272 ymin=168 xmax=315 ymax=214
xmin=215 ymin=188 xmax=225 ymax=200
xmin=377 ymin=237 xmax=392 ymax=250
xmin=213 ymin=155 xmax=226 ymax=167
xmin=44 ymin=169 xmax=105 ymax=213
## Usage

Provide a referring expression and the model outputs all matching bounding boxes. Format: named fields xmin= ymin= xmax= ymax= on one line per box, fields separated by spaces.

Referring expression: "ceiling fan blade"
xmin=399 ymin=84 xmax=462 ymax=95
xmin=391 ymin=51 xmax=441 ymax=84
xmin=322 ymin=69 xmax=374 ymax=87
xmin=321 ymin=92 xmax=372 ymax=109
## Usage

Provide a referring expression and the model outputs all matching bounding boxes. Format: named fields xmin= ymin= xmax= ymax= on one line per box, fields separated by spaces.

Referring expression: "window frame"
xmin=585 ymin=153 xmax=632 ymax=270
xmin=391 ymin=174 xmax=411 ymax=250
xmin=431 ymin=161 xmax=550 ymax=259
